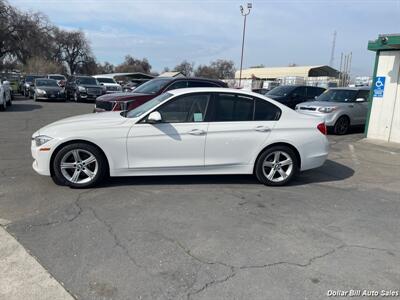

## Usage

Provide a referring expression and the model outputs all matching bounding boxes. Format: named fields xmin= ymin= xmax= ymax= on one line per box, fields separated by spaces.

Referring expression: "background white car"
xmin=31 ymin=88 xmax=329 ymax=188
xmin=0 ymin=79 xmax=12 ymax=111
xmin=93 ymin=76 xmax=122 ymax=93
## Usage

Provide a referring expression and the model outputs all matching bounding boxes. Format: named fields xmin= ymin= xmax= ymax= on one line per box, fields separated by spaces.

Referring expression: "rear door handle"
xmin=254 ymin=126 xmax=271 ymax=132
xmin=188 ymin=129 xmax=206 ymax=135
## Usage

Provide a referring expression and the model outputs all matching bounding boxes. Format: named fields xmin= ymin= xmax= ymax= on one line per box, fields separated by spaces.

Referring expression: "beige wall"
xmin=367 ymin=51 xmax=400 ymax=143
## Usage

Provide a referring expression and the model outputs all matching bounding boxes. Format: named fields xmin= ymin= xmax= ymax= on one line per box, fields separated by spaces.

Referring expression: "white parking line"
xmin=0 ymin=227 xmax=75 ymax=300
xmin=348 ymin=144 xmax=360 ymax=165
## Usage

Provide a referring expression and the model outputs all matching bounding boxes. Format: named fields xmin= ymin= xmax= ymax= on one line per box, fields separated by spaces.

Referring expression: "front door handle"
xmin=254 ymin=126 xmax=271 ymax=132
xmin=348 ymin=104 xmax=354 ymax=108
xmin=188 ymin=129 xmax=206 ymax=135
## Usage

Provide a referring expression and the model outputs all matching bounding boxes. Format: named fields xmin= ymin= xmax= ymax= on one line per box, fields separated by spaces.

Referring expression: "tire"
xmin=255 ymin=146 xmax=299 ymax=186
xmin=29 ymin=91 xmax=33 ymax=99
xmin=333 ymin=116 xmax=350 ymax=135
xmin=33 ymin=93 xmax=37 ymax=102
xmin=52 ymin=143 xmax=107 ymax=188
xmin=6 ymin=94 xmax=12 ymax=106
xmin=65 ymin=91 xmax=69 ymax=101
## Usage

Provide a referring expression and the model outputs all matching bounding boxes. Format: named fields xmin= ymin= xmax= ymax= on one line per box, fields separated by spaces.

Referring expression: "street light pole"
xmin=238 ymin=3 xmax=252 ymax=88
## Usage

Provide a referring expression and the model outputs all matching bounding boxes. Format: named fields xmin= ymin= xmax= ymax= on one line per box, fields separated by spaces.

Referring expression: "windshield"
xmin=26 ymin=75 xmax=45 ymax=83
xmin=126 ymin=93 xmax=172 ymax=118
xmin=316 ymin=89 xmax=358 ymax=102
xmin=49 ymin=75 xmax=65 ymax=80
xmin=96 ymin=78 xmax=116 ymax=83
xmin=266 ymin=86 xmax=296 ymax=97
xmin=36 ymin=79 xmax=59 ymax=87
xmin=76 ymin=77 xmax=98 ymax=85
xmin=133 ymin=78 xmax=172 ymax=94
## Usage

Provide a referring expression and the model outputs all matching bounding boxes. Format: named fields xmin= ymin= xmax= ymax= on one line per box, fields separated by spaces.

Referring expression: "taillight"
xmin=317 ymin=123 xmax=327 ymax=135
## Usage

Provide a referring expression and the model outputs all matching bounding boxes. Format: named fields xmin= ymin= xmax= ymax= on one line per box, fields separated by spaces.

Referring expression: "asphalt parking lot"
xmin=1 ymin=96 xmax=400 ymax=300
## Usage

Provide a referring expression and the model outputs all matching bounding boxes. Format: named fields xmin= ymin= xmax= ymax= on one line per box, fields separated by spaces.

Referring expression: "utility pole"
xmin=238 ymin=3 xmax=252 ymax=88
xmin=329 ymin=30 xmax=337 ymax=67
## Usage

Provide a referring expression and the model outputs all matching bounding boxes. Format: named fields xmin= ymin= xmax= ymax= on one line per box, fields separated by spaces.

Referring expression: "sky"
xmin=9 ymin=0 xmax=400 ymax=76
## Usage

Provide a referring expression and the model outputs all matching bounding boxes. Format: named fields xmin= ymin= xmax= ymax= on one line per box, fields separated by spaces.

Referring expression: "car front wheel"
xmin=52 ymin=143 xmax=107 ymax=188
xmin=0 ymin=97 xmax=6 ymax=111
xmin=333 ymin=116 xmax=350 ymax=135
xmin=255 ymin=146 xmax=298 ymax=186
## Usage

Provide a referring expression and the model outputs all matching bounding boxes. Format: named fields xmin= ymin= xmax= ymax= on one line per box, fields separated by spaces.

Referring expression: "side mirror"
xmin=147 ymin=111 xmax=162 ymax=124
xmin=355 ymin=98 xmax=365 ymax=102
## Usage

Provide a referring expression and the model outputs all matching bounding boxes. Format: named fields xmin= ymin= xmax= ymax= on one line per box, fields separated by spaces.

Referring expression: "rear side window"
xmin=254 ymin=99 xmax=281 ymax=121
xmin=188 ymin=81 xmax=220 ymax=88
xmin=165 ymin=81 xmax=188 ymax=91
xmin=210 ymin=93 xmax=254 ymax=122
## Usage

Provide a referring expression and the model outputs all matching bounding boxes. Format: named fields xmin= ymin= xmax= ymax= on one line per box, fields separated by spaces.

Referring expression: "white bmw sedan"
xmin=31 ymin=88 xmax=329 ymax=188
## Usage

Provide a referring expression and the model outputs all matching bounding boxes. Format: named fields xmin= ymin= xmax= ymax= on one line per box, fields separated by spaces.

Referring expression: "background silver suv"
xmin=295 ymin=87 xmax=370 ymax=134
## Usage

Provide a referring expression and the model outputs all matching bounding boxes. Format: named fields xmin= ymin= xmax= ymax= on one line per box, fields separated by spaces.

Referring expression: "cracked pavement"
xmin=1 ymin=97 xmax=400 ymax=299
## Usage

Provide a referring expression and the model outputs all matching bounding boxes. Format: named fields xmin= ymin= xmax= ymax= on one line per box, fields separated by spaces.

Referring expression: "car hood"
xmin=297 ymin=100 xmax=352 ymax=108
xmin=96 ymin=92 xmax=151 ymax=102
xmin=34 ymin=111 xmax=133 ymax=137
xmin=37 ymin=86 xmax=62 ymax=92
xmin=79 ymin=84 xmax=102 ymax=88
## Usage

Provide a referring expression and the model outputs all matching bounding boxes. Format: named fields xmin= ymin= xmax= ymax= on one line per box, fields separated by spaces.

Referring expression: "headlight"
xmin=33 ymin=135 xmax=53 ymax=147
xmin=78 ymin=86 xmax=86 ymax=92
xmin=24 ymin=83 xmax=30 ymax=87
xmin=317 ymin=106 xmax=337 ymax=113
xmin=36 ymin=88 xmax=46 ymax=95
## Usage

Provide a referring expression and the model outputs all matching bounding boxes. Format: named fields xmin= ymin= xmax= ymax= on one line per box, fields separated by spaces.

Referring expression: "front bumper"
xmin=31 ymin=139 xmax=57 ymax=176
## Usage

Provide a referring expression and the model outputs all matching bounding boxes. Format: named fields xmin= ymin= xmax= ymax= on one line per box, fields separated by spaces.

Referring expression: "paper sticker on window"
xmin=193 ymin=113 xmax=203 ymax=122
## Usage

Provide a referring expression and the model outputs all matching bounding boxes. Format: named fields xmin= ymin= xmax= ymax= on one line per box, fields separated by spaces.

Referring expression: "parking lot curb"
xmin=0 ymin=226 xmax=75 ymax=300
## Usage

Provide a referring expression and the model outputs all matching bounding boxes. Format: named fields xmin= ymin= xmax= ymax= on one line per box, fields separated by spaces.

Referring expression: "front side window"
xmin=356 ymin=90 xmax=370 ymax=101
xmin=293 ymin=87 xmax=306 ymax=97
xmin=209 ymin=93 xmax=254 ymax=122
xmin=127 ymin=93 xmax=172 ymax=118
xmin=157 ymin=93 xmax=210 ymax=123
xmin=307 ymin=87 xmax=325 ymax=98
xmin=96 ymin=77 xmax=116 ymax=84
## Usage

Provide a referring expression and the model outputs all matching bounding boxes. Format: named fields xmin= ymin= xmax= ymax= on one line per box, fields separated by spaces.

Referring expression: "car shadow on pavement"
xmin=290 ymin=159 xmax=354 ymax=186
xmin=8 ymin=103 xmax=42 ymax=112
xmin=99 ymin=159 xmax=353 ymax=188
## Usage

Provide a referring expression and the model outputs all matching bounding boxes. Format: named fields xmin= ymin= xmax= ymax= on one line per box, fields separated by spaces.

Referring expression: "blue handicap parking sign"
xmin=373 ymin=76 xmax=386 ymax=98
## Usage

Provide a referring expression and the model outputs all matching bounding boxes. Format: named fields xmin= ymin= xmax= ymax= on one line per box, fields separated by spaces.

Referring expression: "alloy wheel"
xmin=335 ymin=117 xmax=349 ymax=135
xmin=262 ymin=151 xmax=294 ymax=183
xmin=60 ymin=149 xmax=98 ymax=184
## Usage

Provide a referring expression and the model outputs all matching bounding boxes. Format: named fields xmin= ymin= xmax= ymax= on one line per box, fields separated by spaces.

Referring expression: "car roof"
xmin=152 ymin=76 xmax=225 ymax=84
xmin=329 ymin=86 xmax=370 ymax=91
xmin=75 ymin=75 xmax=94 ymax=78
xmin=168 ymin=87 xmax=276 ymax=99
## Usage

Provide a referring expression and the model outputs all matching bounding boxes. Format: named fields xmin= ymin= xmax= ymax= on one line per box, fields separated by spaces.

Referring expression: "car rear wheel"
xmin=52 ymin=143 xmax=107 ymax=188
xmin=333 ymin=116 xmax=350 ymax=135
xmin=255 ymin=146 xmax=298 ymax=186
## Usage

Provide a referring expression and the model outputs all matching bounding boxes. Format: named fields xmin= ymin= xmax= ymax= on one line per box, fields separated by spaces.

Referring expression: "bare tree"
xmin=115 ymin=55 xmax=151 ymax=73
xmin=194 ymin=59 xmax=236 ymax=79
xmin=55 ymin=29 xmax=93 ymax=74
xmin=97 ymin=61 xmax=115 ymax=74
xmin=23 ymin=56 xmax=64 ymax=74
xmin=174 ymin=60 xmax=194 ymax=77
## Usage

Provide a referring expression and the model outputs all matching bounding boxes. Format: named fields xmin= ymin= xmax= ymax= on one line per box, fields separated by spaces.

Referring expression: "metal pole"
xmin=339 ymin=52 xmax=343 ymax=87
xmin=238 ymin=3 xmax=251 ymax=88
xmin=239 ymin=14 xmax=247 ymax=88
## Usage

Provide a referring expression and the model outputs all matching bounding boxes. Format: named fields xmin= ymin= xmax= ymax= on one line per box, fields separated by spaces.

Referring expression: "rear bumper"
xmin=296 ymin=110 xmax=338 ymax=126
